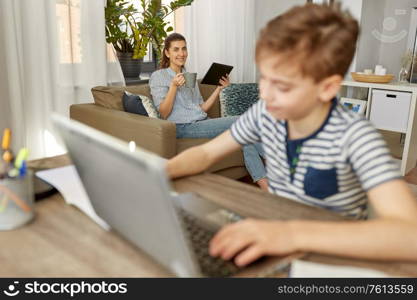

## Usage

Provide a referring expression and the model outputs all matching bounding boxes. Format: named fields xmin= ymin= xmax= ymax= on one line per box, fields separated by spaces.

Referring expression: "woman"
xmin=149 ymin=33 xmax=267 ymax=189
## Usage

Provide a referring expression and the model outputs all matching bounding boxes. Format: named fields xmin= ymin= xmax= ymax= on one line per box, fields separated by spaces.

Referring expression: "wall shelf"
xmin=341 ymin=79 xmax=417 ymax=175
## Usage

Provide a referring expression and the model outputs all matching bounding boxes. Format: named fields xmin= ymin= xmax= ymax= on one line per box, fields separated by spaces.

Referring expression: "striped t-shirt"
xmin=230 ymin=99 xmax=402 ymax=219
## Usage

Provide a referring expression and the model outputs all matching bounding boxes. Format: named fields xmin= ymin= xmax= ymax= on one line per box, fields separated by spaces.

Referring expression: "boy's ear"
xmin=318 ymin=75 xmax=343 ymax=102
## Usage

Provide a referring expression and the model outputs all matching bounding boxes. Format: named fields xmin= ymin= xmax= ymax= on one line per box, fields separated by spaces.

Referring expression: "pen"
xmin=19 ymin=161 xmax=27 ymax=178
xmin=14 ymin=148 xmax=29 ymax=170
xmin=0 ymin=193 xmax=8 ymax=213
xmin=0 ymin=184 xmax=31 ymax=212
xmin=0 ymin=185 xmax=32 ymax=212
xmin=0 ymin=128 xmax=11 ymax=179
xmin=1 ymin=128 xmax=11 ymax=150
xmin=0 ymin=161 xmax=5 ymax=179
xmin=2 ymin=151 xmax=13 ymax=164
xmin=1 ymin=128 xmax=13 ymax=162
xmin=1 ymin=128 xmax=14 ymax=177
xmin=8 ymin=168 xmax=19 ymax=178
xmin=6 ymin=161 xmax=27 ymax=179
xmin=3 ymin=151 xmax=14 ymax=179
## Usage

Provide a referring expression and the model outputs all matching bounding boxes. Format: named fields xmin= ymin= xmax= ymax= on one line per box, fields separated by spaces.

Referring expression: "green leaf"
xmin=105 ymin=0 xmax=194 ymax=56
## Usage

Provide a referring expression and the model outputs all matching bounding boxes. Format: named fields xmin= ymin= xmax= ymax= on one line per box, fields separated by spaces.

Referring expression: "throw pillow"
xmin=124 ymin=91 xmax=160 ymax=118
xmin=91 ymin=85 xmax=152 ymax=111
xmin=220 ymin=83 xmax=259 ymax=117
xmin=122 ymin=92 xmax=148 ymax=116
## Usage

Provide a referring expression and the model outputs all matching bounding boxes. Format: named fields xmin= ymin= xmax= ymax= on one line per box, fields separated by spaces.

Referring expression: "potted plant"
xmin=105 ymin=0 xmax=194 ymax=78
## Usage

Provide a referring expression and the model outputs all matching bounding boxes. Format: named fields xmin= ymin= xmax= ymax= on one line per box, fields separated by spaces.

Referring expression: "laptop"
xmin=52 ymin=114 xmax=295 ymax=277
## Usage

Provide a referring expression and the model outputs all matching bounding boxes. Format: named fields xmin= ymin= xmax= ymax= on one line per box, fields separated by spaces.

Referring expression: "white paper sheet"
xmin=290 ymin=259 xmax=388 ymax=278
xmin=36 ymin=165 xmax=110 ymax=230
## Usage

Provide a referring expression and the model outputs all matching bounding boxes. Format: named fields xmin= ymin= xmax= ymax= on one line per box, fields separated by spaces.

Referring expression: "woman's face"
xmin=165 ymin=40 xmax=188 ymax=68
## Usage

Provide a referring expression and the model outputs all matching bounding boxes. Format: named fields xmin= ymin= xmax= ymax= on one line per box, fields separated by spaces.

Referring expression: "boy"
xmin=167 ymin=4 xmax=417 ymax=267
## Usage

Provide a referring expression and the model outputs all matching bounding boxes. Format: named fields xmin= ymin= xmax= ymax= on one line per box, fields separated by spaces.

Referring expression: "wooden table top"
xmin=174 ymin=174 xmax=417 ymax=277
xmin=1 ymin=156 xmax=415 ymax=277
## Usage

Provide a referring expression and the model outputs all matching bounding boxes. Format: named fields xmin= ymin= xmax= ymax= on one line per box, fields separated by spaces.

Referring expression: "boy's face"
xmin=258 ymin=54 xmax=334 ymax=121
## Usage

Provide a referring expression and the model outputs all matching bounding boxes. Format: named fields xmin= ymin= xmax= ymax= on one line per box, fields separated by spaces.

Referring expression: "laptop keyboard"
xmin=179 ymin=209 xmax=241 ymax=277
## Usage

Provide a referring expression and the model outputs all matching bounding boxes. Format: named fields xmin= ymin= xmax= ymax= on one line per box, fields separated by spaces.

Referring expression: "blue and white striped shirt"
xmin=230 ymin=99 xmax=402 ymax=219
xmin=149 ymin=68 xmax=207 ymax=123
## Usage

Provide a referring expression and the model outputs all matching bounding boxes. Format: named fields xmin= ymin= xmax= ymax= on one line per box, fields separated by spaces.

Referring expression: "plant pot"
xmin=117 ymin=52 xmax=143 ymax=78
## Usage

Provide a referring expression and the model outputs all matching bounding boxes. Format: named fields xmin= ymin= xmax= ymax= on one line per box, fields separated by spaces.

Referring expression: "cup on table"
xmin=0 ymin=171 xmax=35 ymax=230
xmin=183 ymin=72 xmax=197 ymax=88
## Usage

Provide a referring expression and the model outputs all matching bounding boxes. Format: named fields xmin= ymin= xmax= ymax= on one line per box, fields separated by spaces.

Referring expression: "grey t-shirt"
xmin=149 ymin=68 xmax=207 ymax=123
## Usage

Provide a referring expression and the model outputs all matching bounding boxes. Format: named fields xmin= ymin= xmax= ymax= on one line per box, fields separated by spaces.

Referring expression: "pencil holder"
xmin=0 ymin=171 xmax=35 ymax=230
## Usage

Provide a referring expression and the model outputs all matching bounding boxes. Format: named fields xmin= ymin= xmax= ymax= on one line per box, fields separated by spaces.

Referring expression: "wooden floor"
xmin=405 ymin=167 xmax=417 ymax=185
xmin=380 ymin=130 xmax=417 ymax=185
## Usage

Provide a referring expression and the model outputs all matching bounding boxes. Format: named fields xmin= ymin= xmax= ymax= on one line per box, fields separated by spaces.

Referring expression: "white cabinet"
xmin=341 ymin=80 xmax=417 ymax=175
xmin=369 ymin=89 xmax=412 ymax=133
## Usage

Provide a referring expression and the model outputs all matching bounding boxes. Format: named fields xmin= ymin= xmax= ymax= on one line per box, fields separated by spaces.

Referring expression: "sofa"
xmin=69 ymin=82 xmax=248 ymax=179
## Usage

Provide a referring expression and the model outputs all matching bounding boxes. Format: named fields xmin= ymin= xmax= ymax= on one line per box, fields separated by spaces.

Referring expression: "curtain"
xmin=183 ymin=0 xmax=256 ymax=83
xmin=0 ymin=0 xmax=124 ymax=159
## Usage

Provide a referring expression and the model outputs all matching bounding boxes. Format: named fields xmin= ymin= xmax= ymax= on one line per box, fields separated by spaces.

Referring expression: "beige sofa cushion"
xmin=91 ymin=83 xmax=224 ymax=116
xmin=91 ymin=85 xmax=152 ymax=111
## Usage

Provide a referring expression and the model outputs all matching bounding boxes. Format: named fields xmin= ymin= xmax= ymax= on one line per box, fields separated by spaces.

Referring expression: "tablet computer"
xmin=201 ymin=63 xmax=233 ymax=85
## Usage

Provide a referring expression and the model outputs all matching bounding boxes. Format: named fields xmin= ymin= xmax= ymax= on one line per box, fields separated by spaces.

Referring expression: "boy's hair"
xmin=256 ymin=3 xmax=359 ymax=82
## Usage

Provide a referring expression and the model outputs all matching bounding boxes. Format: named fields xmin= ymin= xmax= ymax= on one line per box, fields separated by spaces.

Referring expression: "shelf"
xmin=342 ymin=79 xmax=417 ymax=93
xmin=125 ymin=72 xmax=151 ymax=86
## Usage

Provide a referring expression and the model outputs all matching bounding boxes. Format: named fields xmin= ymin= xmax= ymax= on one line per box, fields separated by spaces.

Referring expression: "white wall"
xmin=340 ymin=0 xmax=417 ymax=83
xmin=254 ymin=0 xmax=305 ymax=79
xmin=340 ymin=0 xmax=363 ymax=20
xmin=255 ymin=0 xmax=305 ymax=37
xmin=378 ymin=0 xmax=417 ymax=78
xmin=340 ymin=0 xmax=364 ymax=74
xmin=254 ymin=0 xmax=366 ymax=75
xmin=192 ymin=0 xmax=417 ymax=82
xmin=355 ymin=0 xmax=387 ymax=72
xmin=350 ymin=0 xmax=417 ymax=79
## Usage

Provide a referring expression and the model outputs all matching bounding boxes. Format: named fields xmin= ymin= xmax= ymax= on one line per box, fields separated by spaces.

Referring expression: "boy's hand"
xmin=218 ymin=74 xmax=230 ymax=89
xmin=209 ymin=219 xmax=297 ymax=267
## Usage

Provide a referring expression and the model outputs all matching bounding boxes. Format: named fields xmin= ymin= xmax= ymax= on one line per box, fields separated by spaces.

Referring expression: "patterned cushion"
xmin=125 ymin=91 xmax=160 ymax=118
xmin=220 ymin=83 xmax=259 ymax=117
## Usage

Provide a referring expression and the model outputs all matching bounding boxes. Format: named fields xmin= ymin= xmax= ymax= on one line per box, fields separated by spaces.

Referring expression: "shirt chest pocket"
xmin=303 ymin=166 xmax=338 ymax=199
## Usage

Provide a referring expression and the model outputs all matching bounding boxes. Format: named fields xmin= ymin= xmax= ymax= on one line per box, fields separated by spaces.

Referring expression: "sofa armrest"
xmin=70 ymin=104 xmax=177 ymax=158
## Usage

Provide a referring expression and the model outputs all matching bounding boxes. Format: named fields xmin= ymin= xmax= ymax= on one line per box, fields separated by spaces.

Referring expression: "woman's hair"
xmin=159 ymin=33 xmax=187 ymax=69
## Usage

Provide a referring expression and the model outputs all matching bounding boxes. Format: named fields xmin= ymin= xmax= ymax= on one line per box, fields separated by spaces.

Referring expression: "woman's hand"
xmin=209 ymin=219 xmax=298 ymax=267
xmin=171 ymin=73 xmax=185 ymax=87
xmin=201 ymin=74 xmax=231 ymax=112
xmin=218 ymin=74 xmax=231 ymax=90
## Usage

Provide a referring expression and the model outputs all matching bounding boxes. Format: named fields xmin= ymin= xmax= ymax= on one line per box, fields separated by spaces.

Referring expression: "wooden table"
xmin=0 ymin=156 xmax=416 ymax=277
xmin=175 ymin=175 xmax=417 ymax=278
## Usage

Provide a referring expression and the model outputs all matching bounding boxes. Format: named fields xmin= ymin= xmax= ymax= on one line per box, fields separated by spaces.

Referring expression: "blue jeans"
xmin=176 ymin=117 xmax=266 ymax=182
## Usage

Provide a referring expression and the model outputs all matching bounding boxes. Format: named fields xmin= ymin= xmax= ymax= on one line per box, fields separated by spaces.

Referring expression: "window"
xmin=56 ymin=0 xmax=81 ymax=64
